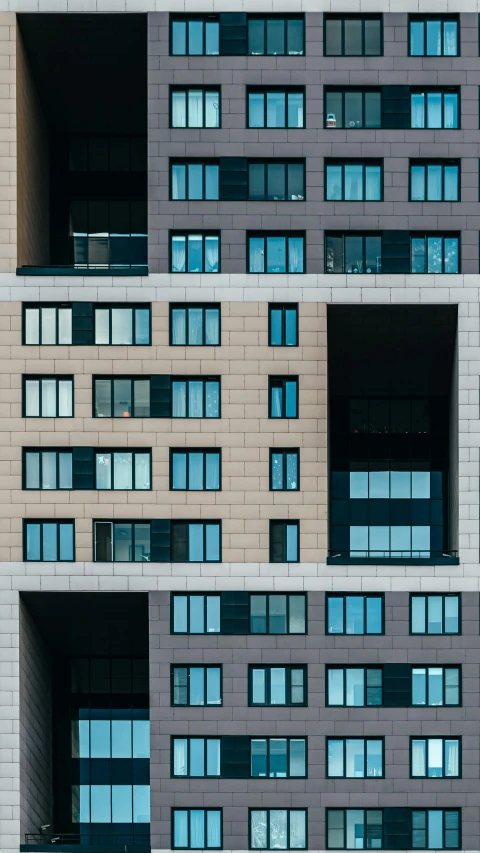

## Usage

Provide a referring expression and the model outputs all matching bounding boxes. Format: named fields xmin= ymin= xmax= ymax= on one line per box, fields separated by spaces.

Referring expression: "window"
xmin=171 ymin=161 xmax=219 ymax=200
xmin=324 ymin=16 xmax=382 ymax=56
xmin=249 ymin=665 xmax=306 ymax=706
xmin=410 ymin=161 xmax=459 ymax=201
xmin=93 ymin=377 xmax=150 ymax=418
xmin=172 ymin=666 xmax=222 ymax=706
xmin=327 ymin=667 xmax=382 ymax=707
xmin=249 ymin=234 xmax=304 ymax=274
xmin=327 ymin=738 xmax=384 ymax=778
xmin=248 ymin=16 xmax=304 ymax=55
xmin=411 ymin=594 xmax=460 ymax=634
xmin=172 ymin=594 xmax=221 ymax=633
xmin=325 ymin=89 xmax=381 ymax=129
xmin=170 ymin=304 xmax=220 ymax=345
xmin=24 ymin=520 xmax=74 ymax=561
xmin=69 ymin=136 xmax=146 ymax=172
xmin=172 ymin=378 xmax=220 ymax=418
xmin=94 ymin=305 xmax=150 ymax=345
xmin=270 ymin=520 xmax=299 ymax=563
xmin=171 ymin=16 xmax=219 ymax=55
xmin=24 ymin=449 xmax=73 ymax=490
xmin=71 ymin=200 xmax=148 ymax=270
xmin=250 ymin=594 xmax=306 ymax=633
xmin=74 ymin=719 xmax=150 ymax=759
xmin=327 ymin=810 xmax=383 ymax=850
xmin=171 ymin=88 xmax=220 ymax=128
xmin=247 ymin=89 xmax=304 ymax=129
xmin=171 ymin=233 xmax=220 ymax=273
xmin=249 ymin=162 xmax=305 ymax=200
xmin=23 ymin=304 xmax=72 ymax=345
xmin=95 ymin=451 xmax=151 ymax=490
xmin=250 ymin=809 xmax=307 ymax=850
xmin=270 ymin=449 xmax=299 ymax=491
xmin=411 ymin=666 xmax=460 ymax=706
xmin=326 ymin=162 xmax=382 ymax=201
xmin=412 ymin=810 xmax=460 ymax=850
xmin=411 ymin=234 xmax=459 ymax=274
xmin=24 ymin=376 xmax=74 ymax=418
xmin=410 ymin=16 xmax=458 ymax=56
xmin=325 ymin=233 xmax=382 ymax=274
xmin=411 ymin=89 xmax=459 ymax=128
xmin=173 ymin=809 xmax=222 ymax=850
xmin=269 ymin=377 xmax=298 ymax=418
xmin=411 ymin=738 xmax=461 ymax=778
xmin=170 ymin=449 xmax=221 ymax=490
xmin=327 ymin=594 xmax=383 ymax=635
xmin=93 ymin=521 xmax=151 ymax=562
xmin=171 ymin=521 xmax=221 ymax=562
xmin=269 ymin=304 xmax=298 ymax=346
xmin=75 ymin=785 xmax=150 ymax=824
xmin=172 ymin=738 xmax=221 ymax=777
xmin=251 ymin=738 xmax=306 ymax=778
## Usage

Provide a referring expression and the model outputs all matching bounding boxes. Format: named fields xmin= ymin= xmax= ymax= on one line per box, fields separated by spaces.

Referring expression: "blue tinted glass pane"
xmin=369 ymin=471 xmax=389 ymax=498
xmin=173 ymin=453 xmax=187 ymax=489
xmin=206 ymin=454 xmax=220 ymax=489
xmin=188 ymin=235 xmax=203 ymax=272
xmin=426 ymin=20 xmax=441 ymax=55
xmin=206 ymin=381 xmax=220 ymax=418
xmin=345 ymin=597 xmax=364 ymax=634
xmin=428 ymin=811 xmax=443 ymax=848
xmin=174 ymin=596 xmax=188 ymax=632
xmin=365 ymin=166 xmax=381 ymax=200
xmin=289 ymin=237 xmax=304 ymax=273
xmin=327 ymin=164 xmax=342 ymax=200
xmin=411 ymin=165 xmax=425 ymax=200
xmin=391 ymin=471 xmax=411 ymax=498
xmin=172 ymin=165 xmax=186 ymax=199
xmin=412 ymin=237 xmax=425 ymax=273
xmin=328 ymin=597 xmax=344 ymax=633
xmin=328 ymin=669 xmax=344 ymax=704
xmin=79 ymin=785 xmax=90 ymax=822
xmin=174 ymin=739 xmax=188 ymax=775
xmin=189 ymin=381 xmax=203 ymax=417
xmin=133 ymin=785 xmax=150 ymax=823
xmin=350 ymin=526 xmax=368 ymax=555
xmin=270 ymin=668 xmax=286 ymax=703
xmin=285 ymin=309 xmax=297 ymax=345
xmin=112 ymin=720 xmax=131 ymax=758
xmin=112 ymin=785 xmax=132 ymax=823
xmin=59 ymin=524 xmax=73 ymax=561
xmin=188 ymin=164 xmax=203 ymax=199
xmin=444 ymin=597 xmax=459 ymax=634
xmin=286 ymin=524 xmax=298 ymax=561
xmin=412 ymin=526 xmax=430 ymax=555
xmin=270 ymin=308 xmax=282 ymax=344
xmin=190 ymin=668 xmax=205 ymax=704
xmin=134 ymin=309 xmax=150 ymax=344
xmin=427 ymin=165 xmax=442 ymax=201
xmin=172 ymin=21 xmax=186 ymax=54
xmin=188 ymin=21 xmax=203 ymax=54
xmin=189 ymin=453 xmax=204 ymax=489
xmin=91 ymin=785 xmax=111 ymax=822
xmin=251 ymin=740 xmax=267 ymax=776
xmin=412 ymin=597 xmax=426 ymax=633
xmin=206 ymin=22 xmax=219 ymax=55
xmin=78 ymin=720 xmax=89 ymax=758
xmin=288 ymin=92 xmax=304 ymax=127
xmin=206 ymin=596 xmax=220 ymax=632
xmin=205 ymin=236 xmax=219 ymax=272
xmin=249 ymin=93 xmax=265 ymax=128
xmin=444 ymin=22 xmax=457 ymax=55
xmin=391 ymin=526 xmax=411 ymax=554
xmin=426 ymin=92 xmax=442 ymax=128
xmin=285 ymin=381 xmax=297 ymax=417
xmin=270 ymin=739 xmax=287 ymax=776
xmin=412 ymin=471 xmax=430 ymax=498
xmin=350 ymin=471 xmax=368 ymax=498
xmin=91 ymin=720 xmax=110 ymax=758
xmin=411 ymin=93 xmax=425 ymax=128
xmin=252 ymin=669 xmax=266 ymax=703
xmin=444 ymin=237 xmax=458 ymax=273
xmin=410 ymin=21 xmax=424 ymax=54
xmin=190 ymin=597 xmax=204 ymax=633
xmin=26 ymin=523 xmax=41 ymax=560
xmin=190 ymin=739 xmax=205 ymax=776
xmin=174 ymin=811 xmax=189 ymax=848
xmin=43 ymin=523 xmax=58 ymax=561
xmin=271 ymin=453 xmax=283 ymax=489
xmin=205 ymin=165 xmax=219 ymax=199
xmin=189 ymin=524 xmax=204 ymax=561
xmin=328 ymin=740 xmax=344 ymax=776
xmin=444 ymin=166 xmax=458 ymax=201
xmin=267 ymin=92 xmax=285 ymax=127
xmin=133 ymin=720 xmax=150 ymax=758
xmin=369 ymin=526 xmax=389 ymax=554
xmin=26 ymin=452 xmax=40 ymax=489
xmin=207 ymin=740 xmax=220 ymax=775
xmin=206 ymin=524 xmax=220 ymax=561
xmin=59 ymin=453 xmax=73 ymax=489
xmin=171 ymin=236 xmax=186 ymax=273
xmin=249 ymin=236 xmax=265 ymax=272
xmin=267 ymin=237 xmax=286 ymax=273
xmin=412 ymin=669 xmax=426 ymax=704
xmin=366 ymin=597 xmax=382 ymax=634
xmin=286 ymin=453 xmax=298 ymax=489
xmin=190 ymin=811 xmax=205 ymax=848
xmin=345 ymin=164 xmax=363 ymax=201
xmin=206 ymin=667 xmax=221 ymax=704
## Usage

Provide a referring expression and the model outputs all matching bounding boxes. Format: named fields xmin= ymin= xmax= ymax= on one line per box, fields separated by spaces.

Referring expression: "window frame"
xmin=409 ymin=736 xmax=462 ymax=779
xmin=325 ymin=160 xmax=383 ymax=202
xmin=246 ymin=86 xmax=306 ymax=129
xmin=410 ymin=233 xmax=460 ymax=274
xmin=23 ymin=375 xmax=74 ymax=418
xmin=326 ymin=737 xmax=385 ymax=779
xmin=169 ymin=14 xmax=220 ymax=56
xmin=249 ymin=808 xmax=308 ymax=851
xmin=325 ymin=593 xmax=385 ymax=635
xmin=169 ymin=231 xmax=221 ymax=274
xmin=410 ymin=593 xmax=461 ymax=635
xmin=171 ymin=664 xmax=223 ymax=707
xmin=169 ymin=303 xmax=221 ymax=346
xmin=23 ymin=519 xmax=75 ymax=562
xmin=171 ymin=376 xmax=221 ymax=418
xmin=22 ymin=448 xmax=73 ymax=491
xmin=247 ymin=14 xmax=305 ymax=56
xmin=268 ymin=376 xmax=299 ymax=418
xmin=250 ymin=737 xmax=308 ymax=779
xmin=22 ymin=302 xmax=73 ymax=346
xmin=249 ymin=593 xmax=307 ymax=635
xmin=92 ymin=375 xmax=151 ymax=418
xmin=247 ymin=160 xmax=306 ymax=201
xmin=248 ymin=664 xmax=307 ymax=706
xmin=409 ymin=160 xmax=460 ymax=202
xmin=268 ymin=303 xmax=299 ymax=347
xmin=408 ymin=15 xmax=459 ymax=57
xmin=94 ymin=449 xmax=152 ymax=491
xmin=248 ymin=232 xmax=306 ymax=274
xmin=326 ymin=808 xmax=383 ymax=850
xmin=170 ymin=87 xmax=222 ymax=129
xmin=171 ymin=520 xmax=222 ymax=563
xmin=324 ymin=87 xmax=382 ymax=130
xmin=171 ymin=593 xmax=222 ymax=634
xmin=269 ymin=520 xmax=300 ymax=563
xmin=93 ymin=304 xmax=151 ymax=346
xmin=410 ymin=87 xmax=460 ymax=129
xmin=269 ymin=448 xmax=300 ymax=491
xmin=324 ymin=231 xmax=383 ymax=274
xmin=326 ymin=665 xmax=383 ymax=707
xmin=169 ymin=159 xmax=220 ymax=200
xmin=92 ymin=519 xmax=152 ymax=563
xmin=171 ymin=736 xmax=222 ymax=777
xmin=411 ymin=809 xmax=461 ymax=850
xmin=411 ymin=665 xmax=461 ymax=707
xmin=170 ymin=449 xmax=222 ymax=491
xmin=172 ymin=808 xmax=223 ymax=851
xmin=324 ymin=14 xmax=383 ymax=57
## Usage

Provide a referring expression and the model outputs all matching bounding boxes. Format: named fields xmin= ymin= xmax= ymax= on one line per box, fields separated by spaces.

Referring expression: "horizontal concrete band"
xmin=2 ymin=1 xmax=480 ymax=12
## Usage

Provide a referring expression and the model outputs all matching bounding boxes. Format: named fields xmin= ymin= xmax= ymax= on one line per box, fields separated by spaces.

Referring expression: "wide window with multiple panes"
xmin=173 ymin=809 xmax=222 ymax=850
xmin=171 ymin=16 xmax=220 ymax=55
xmin=172 ymin=377 xmax=220 ymax=418
xmin=171 ymin=521 xmax=221 ymax=562
xmin=24 ymin=519 xmax=74 ymax=561
xmin=269 ymin=377 xmax=298 ymax=418
xmin=327 ymin=809 xmax=382 ymax=850
xmin=410 ymin=89 xmax=459 ymax=129
xmin=172 ymin=737 xmax=221 ymax=777
xmin=24 ymin=376 xmax=74 ymax=418
xmin=172 ymin=665 xmax=222 ymax=706
xmin=412 ymin=810 xmax=460 ymax=850
xmin=411 ymin=737 xmax=461 ymax=778
xmin=327 ymin=667 xmax=382 ymax=707
xmin=248 ymin=16 xmax=304 ymax=55
xmin=171 ymin=161 xmax=219 ymax=200
xmin=325 ymin=233 xmax=382 ymax=274
xmin=270 ymin=520 xmax=300 ymax=563
xmin=171 ymin=233 xmax=220 ymax=273
xmin=270 ymin=448 xmax=299 ymax=491
xmin=250 ymin=594 xmax=306 ymax=633
xmin=411 ymin=666 xmax=460 ymax=706
xmin=170 ymin=304 xmax=220 ymax=345
xmin=250 ymin=810 xmax=307 ymax=850
xmin=324 ymin=15 xmax=382 ymax=56
xmin=170 ymin=449 xmax=221 ymax=490
xmin=251 ymin=738 xmax=307 ymax=778
xmin=411 ymin=234 xmax=459 ymax=274
xmin=95 ymin=451 xmax=151 ymax=490
xmin=73 ymin=784 xmax=150 ymax=826
xmin=411 ymin=594 xmax=460 ymax=634
xmin=269 ymin=304 xmax=298 ymax=346
xmin=410 ymin=161 xmax=459 ymax=201
xmin=248 ymin=161 xmax=305 ymax=200
xmin=409 ymin=16 xmax=458 ymax=56
xmin=171 ymin=88 xmax=220 ymax=128
xmin=172 ymin=594 xmax=221 ymax=633
xmin=325 ymin=89 xmax=381 ymax=129
xmin=23 ymin=304 xmax=72 ymax=345
xmin=247 ymin=89 xmax=304 ymax=129
xmin=249 ymin=665 xmax=306 ymax=706
xmin=326 ymin=594 xmax=383 ymax=635
xmin=94 ymin=305 xmax=150 ymax=345
xmin=249 ymin=234 xmax=304 ymax=273
xmin=171 ymin=592 xmax=307 ymax=634
xmin=93 ymin=520 xmax=151 ymax=562
xmin=327 ymin=738 xmax=384 ymax=778
xmin=326 ymin=161 xmax=382 ymax=201
xmin=23 ymin=449 xmax=73 ymax=490
xmin=94 ymin=377 xmax=150 ymax=418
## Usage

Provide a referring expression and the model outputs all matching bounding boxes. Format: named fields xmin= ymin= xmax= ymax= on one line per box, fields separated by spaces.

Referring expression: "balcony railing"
xmin=23 ymin=832 xmax=150 ymax=852
xmin=72 ymin=234 xmax=148 ymax=269
xmin=327 ymin=549 xmax=459 ymax=565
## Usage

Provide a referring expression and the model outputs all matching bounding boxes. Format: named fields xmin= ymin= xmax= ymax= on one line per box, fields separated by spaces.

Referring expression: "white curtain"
xmin=171 ymin=236 xmax=186 ymax=273
xmin=171 ymin=309 xmax=186 ymax=344
xmin=174 ymin=812 xmax=188 ymax=848
xmin=270 ymin=810 xmax=287 ymax=849
xmin=173 ymin=739 xmax=188 ymax=776
xmin=172 ymin=92 xmax=187 ymax=127
xmin=189 ymin=381 xmax=203 ymax=417
xmin=411 ymin=94 xmax=425 ymax=128
xmin=172 ymin=382 xmax=187 ymax=417
xmin=290 ymin=811 xmax=306 ymax=849
xmin=443 ymin=93 xmax=457 ymax=128
xmin=288 ymin=239 xmax=303 ymax=273
xmin=188 ymin=91 xmax=203 ymax=127
xmin=249 ymin=238 xmax=264 ymax=272
xmin=207 ymin=811 xmax=221 ymax=847
xmin=445 ymin=740 xmax=459 ymax=776
xmin=205 ymin=381 xmax=219 ymax=418
xmin=205 ymin=236 xmax=219 ymax=272
xmin=190 ymin=810 xmax=205 ymax=848
xmin=251 ymin=811 xmax=268 ymax=849
xmin=444 ymin=22 xmax=457 ymax=55
xmin=205 ymin=308 xmax=219 ymax=344
xmin=42 ymin=379 xmax=57 ymax=416
xmin=188 ymin=308 xmax=203 ymax=344
xmin=135 ymin=454 xmax=151 ymax=489
xmin=171 ymin=165 xmax=186 ymax=200
xmin=114 ymin=453 xmax=133 ymax=489
xmin=271 ymin=387 xmax=282 ymax=417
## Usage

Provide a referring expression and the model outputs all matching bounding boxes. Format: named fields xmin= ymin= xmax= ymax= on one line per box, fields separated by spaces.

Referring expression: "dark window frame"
xmin=325 ymin=159 xmax=383 ymax=201
xmin=410 ymin=593 xmax=461 ymax=635
xmin=22 ymin=448 xmax=73 ymax=490
xmin=170 ymin=86 xmax=222 ymax=129
xmin=249 ymin=593 xmax=307 ymax=634
xmin=92 ymin=519 xmax=152 ymax=563
xmin=325 ymin=231 xmax=383 ymax=274
xmin=23 ymin=375 xmax=74 ymax=418
xmin=169 ymin=14 xmax=220 ymax=56
xmin=409 ymin=736 xmax=462 ymax=779
xmin=411 ymin=665 xmax=461 ymax=707
xmin=324 ymin=14 xmax=383 ymax=57
xmin=326 ymin=665 xmax=383 ymax=707
xmin=268 ymin=376 xmax=299 ymax=418
xmin=410 ymin=232 xmax=461 ymax=274
xmin=249 ymin=808 xmax=307 ymax=851
xmin=324 ymin=87 xmax=382 ymax=129
xmin=171 ymin=664 xmax=223 ymax=707
xmin=170 ymin=448 xmax=222 ymax=491
xmin=246 ymin=86 xmax=306 ymax=129
xmin=169 ymin=159 xmax=220 ymax=200
xmin=93 ymin=303 xmax=151 ymax=346
xmin=171 ymin=520 xmax=222 ymax=563
xmin=248 ymin=232 xmax=306 ymax=274
xmin=326 ymin=808 xmax=383 ymax=850
xmin=22 ymin=302 xmax=73 ymax=346
xmin=172 ymin=807 xmax=223 ymax=850
xmin=169 ymin=303 xmax=221 ymax=346
xmin=268 ymin=303 xmax=299 ymax=346
xmin=92 ymin=375 xmax=151 ymax=418
xmin=408 ymin=15 xmax=460 ymax=57
xmin=248 ymin=160 xmax=306 ymax=201
xmin=269 ymin=448 xmax=300 ymax=491
xmin=411 ymin=808 xmax=461 ymax=850
xmin=94 ymin=449 xmax=152 ymax=491
xmin=326 ymin=736 xmax=385 ymax=779
xmin=409 ymin=159 xmax=460 ymax=202
xmin=248 ymin=664 xmax=307 ymax=706
xmin=171 ymin=376 xmax=221 ymax=418
xmin=250 ymin=736 xmax=308 ymax=779
xmin=269 ymin=520 xmax=300 ymax=563
xmin=410 ymin=87 xmax=460 ymax=129
xmin=169 ymin=231 xmax=221 ymax=274
xmin=23 ymin=519 xmax=75 ymax=562
xmin=171 ymin=592 xmax=222 ymax=634
xmin=247 ymin=14 xmax=305 ymax=56
xmin=325 ymin=593 xmax=385 ymax=635
xmin=171 ymin=735 xmax=222 ymax=777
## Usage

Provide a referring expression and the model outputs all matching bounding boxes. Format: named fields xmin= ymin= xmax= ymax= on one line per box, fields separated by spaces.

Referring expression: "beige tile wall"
xmin=0 ymin=301 xmax=327 ymax=563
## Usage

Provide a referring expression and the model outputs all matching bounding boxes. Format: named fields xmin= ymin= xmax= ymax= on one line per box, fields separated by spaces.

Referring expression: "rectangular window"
xmin=410 ymin=161 xmax=459 ymax=201
xmin=251 ymin=738 xmax=306 ymax=778
xmin=24 ymin=449 xmax=73 ymax=490
xmin=326 ymin=594 xmax=383 ymax=635
xmin=250 ymin=594 xmax=306 ymax=634
xmin=171 ymin=88 xmax=220 ymax=128
xmin=171 ymin=233 xmax=220 ymax=273
xmin=74 ymin=718 xmax=150 ymax=759
xmin=250 ymin=809 xmax=307 ymax=850
xmin=410 ymin=594 xmax=460 ymax=634
xmin=172 ymin=377 xmax=220 ymax=418
xmin=23 ymin=303 xmax=72 ymax=345
xmin=94 ymin=305 xmax=150 ymax=345
xmin=93 ymin=521 xmax=151 ymax=562
xmin=324 ymin=15 xmax=382 ymax=56
xmin=247 ymin=16 xmax=304 ymax=55
xmin=411 ymin=738 xmax=461 ymax=778
xmin=170 ymin=449 xmax=221 ymax=490
xmin=93 ymin=377 xmax=150 ymax=418
xmin=325 ymin=233 xmax=382 ymax=274
xmin=270 ymin=520 xmax=299 ymax=563
xmin=95 ymin=451 xmax=151 ymax=490
xmin=170 ymin=304 xmax=220 ymax=345
xmin=327 ymin=738 xmax=384 ymax=778
xmin=249 ymin=665 xmax=306 ymax=706
xmin=24 ymin=376 xmax=74 ymax=418
xmin=171 ymin=521 xmax=221 ymax=562
xmin=172 ymin=594 xmax=221 ymax=634
xmin=24 ymin=520 xmax=75 ymax=561
xmin=171 ymin=161 xmax=219 ymax=200
xmin=327 ymin=809 xmax=383 ymax=850
xmin=326 ymin=162 xmax=382 ymax=201
xmin=247 ymin=89 xmax=305 ymax=129
xmin=325 ymin=89 xmax=381 ymax=129
xmin=269 ymin=377 xmax=298 ymax=418
xmin=75 ymin=784 xmax=150 ymax=825
xmin=173 ymin=808 xmax=222 ymax=849
xmin=269 ymin=304 xmax=298 ymax=346
xmin=248 ymin=161 xmax=305 ymax=201
xmin=172 ymin=666 xmax=222 ymax=706
xmin=411 ymin=234 xmax=459 ymax=273
xmin=327 ymin=667 xmax=383 ymax=707
xmin=409 ymin=16 xmax=458 ymax=56
xmin=249 ymin=234 xmax=305 ymax=274
xmin=172 ymin=737 xmax=221 ymax=777
xmin=270 ymin=449 xmax=299 ymax=491
xmin=410 ymin=89 xmax=459 ymax=128
xmin=171 ymin=16 xmax=220 ymax=56
xmin=412 ymin=810 xmax=460 ymax=850
xmin=411 ymin=666 xmax=460 ymax=706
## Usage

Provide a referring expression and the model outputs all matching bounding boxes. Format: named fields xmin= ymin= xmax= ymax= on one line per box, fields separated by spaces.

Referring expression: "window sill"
xmin=17 ymin=266 xmax=148 ymax=277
